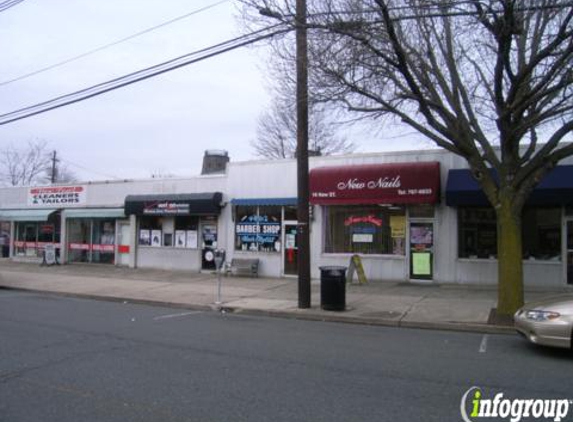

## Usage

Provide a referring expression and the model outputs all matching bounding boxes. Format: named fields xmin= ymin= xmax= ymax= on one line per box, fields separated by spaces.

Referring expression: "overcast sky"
xmin=0 ymin=0 xmax=426 ymax=182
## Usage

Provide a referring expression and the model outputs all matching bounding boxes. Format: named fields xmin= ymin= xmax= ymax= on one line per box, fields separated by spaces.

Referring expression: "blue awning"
xmin=231 ymin=197 xmax=297 ymax=206
xmin=446 ymin=165 xmax=573 ymax=206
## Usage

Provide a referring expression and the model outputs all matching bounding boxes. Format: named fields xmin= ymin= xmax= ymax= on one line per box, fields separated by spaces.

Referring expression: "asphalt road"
xmin=0 ymin=290 xmax=571 ymax=422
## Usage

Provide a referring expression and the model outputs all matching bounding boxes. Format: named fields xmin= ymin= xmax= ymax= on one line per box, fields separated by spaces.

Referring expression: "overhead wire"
xmin=0 ymin=0 xmax=230 ymax=87
xmin=0 ymin=0 xmax=25 ymax=13
xmin=0 ymin=1 xmax=571 ymax=126
xmin=58 ymin=158 xmax=122 ymax=180
xmin=0 ymin=23 xmax=290 ymax=126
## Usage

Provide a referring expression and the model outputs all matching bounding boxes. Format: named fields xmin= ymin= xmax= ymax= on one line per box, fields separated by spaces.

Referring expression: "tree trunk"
xmin=496 ymin=198 xmax=524 ymax=316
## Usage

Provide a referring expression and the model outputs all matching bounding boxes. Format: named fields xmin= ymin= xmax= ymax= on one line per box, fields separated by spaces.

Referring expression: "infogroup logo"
xmin=460 ymin=387 xmax=572 ymax=422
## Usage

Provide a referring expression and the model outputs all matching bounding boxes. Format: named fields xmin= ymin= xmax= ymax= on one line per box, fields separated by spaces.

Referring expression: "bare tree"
xmin=0 ymin=140 xmax=50 ymax=186
xmin=0 ymin=141 xmax=78 ymax=186
xmin=252 ymin=96 xmax=356 ymax=158
xmin=244 ymin=0 xmax=573 ymax=315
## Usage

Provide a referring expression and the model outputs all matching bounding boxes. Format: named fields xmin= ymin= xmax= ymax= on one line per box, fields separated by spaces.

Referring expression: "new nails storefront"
xmin=309 ymin=162 xmax=441 ymax=282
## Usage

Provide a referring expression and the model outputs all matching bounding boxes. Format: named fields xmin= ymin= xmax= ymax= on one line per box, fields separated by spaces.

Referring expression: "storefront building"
xmin=0 ymin=148 xmax=572 ymax=287
xmin=125 ymin=193 xmax=223 ymax=271
xmin=309 ymin=162 xmax=440 ymax=281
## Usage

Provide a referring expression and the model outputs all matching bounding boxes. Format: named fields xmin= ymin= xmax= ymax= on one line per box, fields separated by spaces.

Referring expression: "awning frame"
xmin=124 ymin=192 xmax=223 ymax=216
xmin=0 ymin=209 xmax=59 ymax=222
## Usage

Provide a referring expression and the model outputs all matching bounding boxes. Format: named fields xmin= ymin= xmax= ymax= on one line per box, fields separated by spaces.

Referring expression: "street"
xmin=0 ymin=290 xmax=571 ymax=422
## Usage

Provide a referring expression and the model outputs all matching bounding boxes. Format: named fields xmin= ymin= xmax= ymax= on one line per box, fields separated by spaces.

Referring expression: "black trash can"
xmin=319 ymin=266 xmax=347 ymax=311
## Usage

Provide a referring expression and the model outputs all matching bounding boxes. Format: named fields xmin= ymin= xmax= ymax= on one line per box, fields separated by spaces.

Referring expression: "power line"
xmin=0 ymin=24 xmax=289 ymax=126
xmin=0 ymin=0 xmax=25 ymax=13
xmin=0 ymin=0 xmax=230 ymax=87
xmin=59 ymin=158 xmax=122 ymax=181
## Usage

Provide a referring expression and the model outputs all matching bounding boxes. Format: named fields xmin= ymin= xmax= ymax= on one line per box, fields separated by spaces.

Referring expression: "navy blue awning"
xmin=446 ymin=165 xmax=573 ymax=207
xmin=231 ymin=198 xmax=297 ymax=206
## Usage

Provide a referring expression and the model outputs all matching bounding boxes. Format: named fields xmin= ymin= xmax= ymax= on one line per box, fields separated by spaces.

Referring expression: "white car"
xmin=514 ymin=295 xmax=573 ymax=349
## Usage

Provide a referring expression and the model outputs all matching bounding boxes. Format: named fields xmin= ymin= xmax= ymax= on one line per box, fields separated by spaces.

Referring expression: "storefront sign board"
xmin=28 ymin=186 xmax=87 ymax=207
xmin=310 ymin=162 xmax=440 ymax=205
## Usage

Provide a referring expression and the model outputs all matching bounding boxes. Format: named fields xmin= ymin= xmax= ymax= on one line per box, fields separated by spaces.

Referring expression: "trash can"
xmin=319 ymin=266 xmax=347 ymax=311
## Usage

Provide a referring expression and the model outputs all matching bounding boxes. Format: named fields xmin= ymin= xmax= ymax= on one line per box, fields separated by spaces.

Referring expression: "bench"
xmin=227 ymin=258 xmax=259 ymax=278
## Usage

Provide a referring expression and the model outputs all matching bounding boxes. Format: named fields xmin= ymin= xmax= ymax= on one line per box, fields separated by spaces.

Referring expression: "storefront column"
xmin=129 ymin=214 xmax=137 ymax=268
xmin=9 ymin=221 xmax=15 ymax=258
xmin=60 ymin=214 xmax=68 ymax=264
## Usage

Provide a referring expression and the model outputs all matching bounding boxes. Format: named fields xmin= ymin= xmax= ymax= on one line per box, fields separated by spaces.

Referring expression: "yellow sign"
xmin=347 ymin=254 xmax=368 ymax=284
xmin=390 ymin=216 xmax=406 ymax=238
xmin=412 ymin=252 xmax=431 ymax=276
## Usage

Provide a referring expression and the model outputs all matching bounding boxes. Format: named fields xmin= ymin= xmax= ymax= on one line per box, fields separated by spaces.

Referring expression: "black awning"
xmin=446 ymin=166 xmax=573 ymax=207
xmin=124 ymin=193 xmax=223 ymax=216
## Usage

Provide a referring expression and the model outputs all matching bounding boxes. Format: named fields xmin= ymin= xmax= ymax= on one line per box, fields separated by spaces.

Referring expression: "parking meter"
xmin=214 ymin=248 xmax=226 ymax=272
xmin=214 ymin=249 xmax=226 ymax=307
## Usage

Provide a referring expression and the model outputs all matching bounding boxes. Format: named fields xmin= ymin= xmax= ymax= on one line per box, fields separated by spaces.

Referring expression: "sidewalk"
xmin=0 ymin=260 xmax=565 ymax=334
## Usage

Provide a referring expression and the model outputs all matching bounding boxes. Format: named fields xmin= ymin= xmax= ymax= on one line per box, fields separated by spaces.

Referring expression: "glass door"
xmin=566 ymin=220 xmax=573 ymax=284
xmin=283 ymin=222 xmax=298 ymax=276
xmin=409 ymin=221 xmax=434 ymax=281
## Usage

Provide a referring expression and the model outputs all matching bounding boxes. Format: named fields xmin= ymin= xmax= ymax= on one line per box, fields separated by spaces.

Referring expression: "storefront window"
xmin=458 ymin=208 xmax=497 ymax=259
xmin=139 ymin=216 xmax=199 ymax=249
xmin=324 ymin=205 xmax=406 ymax=255
xmin=14 ymin=220 xmax=60 ymax=258
xmin=68 ymin=218 xmax=115 ymax=263
xmin=458 ymin=207 xmax=561 ymax=260
xmin=523 ymin=208 xmax=561 ymax=260
xmin=235 ymin=205 xmax=282 ymax=253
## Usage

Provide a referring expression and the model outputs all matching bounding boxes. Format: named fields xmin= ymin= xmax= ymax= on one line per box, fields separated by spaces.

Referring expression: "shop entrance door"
xmin=283 ymin=222 xmax=298 ymax=276
xmin=409 ymin=221 xmax=434 ymax=281
xmin=567 ymin=221 xmax=573 ymax=285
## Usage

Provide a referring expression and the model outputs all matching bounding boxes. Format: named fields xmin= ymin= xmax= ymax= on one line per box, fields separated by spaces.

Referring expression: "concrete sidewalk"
xmin=0 ymin=260 xmax=566 ymax=334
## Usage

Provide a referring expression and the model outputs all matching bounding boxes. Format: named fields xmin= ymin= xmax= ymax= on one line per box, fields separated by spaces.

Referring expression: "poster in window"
xmin=390 ymin=216 xmax=406 ymax=238
xmin=412 ymin=252 xmax=431 ymax=276
xmin=175 ymin=230 xmax=186 ymax=248
xmin=410 ymin=226 xmax=433 ymax=244
xmin=151 ymin=230 xmax=162 ymax=247
xmin=139 ymin=230 xmax=151 ymax=246
xmin=186 ymin=230 xmax=198 ymax=249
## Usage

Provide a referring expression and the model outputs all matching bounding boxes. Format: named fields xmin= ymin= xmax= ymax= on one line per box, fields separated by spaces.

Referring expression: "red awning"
xmin=310 ymin=162 xmax=440 ymax=205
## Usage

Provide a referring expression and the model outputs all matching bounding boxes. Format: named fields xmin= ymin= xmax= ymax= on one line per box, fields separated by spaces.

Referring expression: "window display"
xmin=138 ymin=215 xmax=199 ymax=249
xmin=458 ymin=207 xmax=561 ymax=260
xmin=235 ymin=205 xmax=281 ymax=253
xmin=324 ymin=205 xmax=406 ymax=255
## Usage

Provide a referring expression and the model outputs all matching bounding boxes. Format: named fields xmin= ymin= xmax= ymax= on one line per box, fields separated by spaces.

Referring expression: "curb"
xmin=0 ymin=285 xmax=515 ymax=335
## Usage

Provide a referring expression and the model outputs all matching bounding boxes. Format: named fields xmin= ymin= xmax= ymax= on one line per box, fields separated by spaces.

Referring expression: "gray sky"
xmin=0 ymin=0 xmax=423 ymax=182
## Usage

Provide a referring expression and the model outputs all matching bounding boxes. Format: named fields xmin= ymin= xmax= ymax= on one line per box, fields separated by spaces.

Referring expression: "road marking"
xmin=153 ymin=311 xmax=202 ymax=321
xmin=479 ymin=334 xmax=489 ymax=353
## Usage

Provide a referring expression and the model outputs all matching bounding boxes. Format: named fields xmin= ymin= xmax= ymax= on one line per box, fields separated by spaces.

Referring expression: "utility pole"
xmin=50 ymin=150 xmax=58 ymax=184
xmin=295 ymin=0 xmax=311 ymax=309
xmin=259 ymin=2 xmax=311 ymax=308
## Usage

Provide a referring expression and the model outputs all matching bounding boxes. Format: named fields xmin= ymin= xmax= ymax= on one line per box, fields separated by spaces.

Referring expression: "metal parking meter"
xmin=214 ymin=248 xmax=226 ymax=272
xmin=214 ymin=248 xmax=226 ymax=307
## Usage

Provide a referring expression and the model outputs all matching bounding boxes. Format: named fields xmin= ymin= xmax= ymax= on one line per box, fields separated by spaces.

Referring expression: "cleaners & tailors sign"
xmin=28 ymin=186 xmax=87 ymax=207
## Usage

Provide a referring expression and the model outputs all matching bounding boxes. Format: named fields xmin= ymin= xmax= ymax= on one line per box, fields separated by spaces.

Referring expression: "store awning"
xmin=124 ymin=193 xmax=223 ymax=216
xmin=0 ymin=209 xmax=58 ymax=222
xmin=309 ymin=162 xmax=440 ymax=205
xmin=446 ymin=165 xmax=573 ymax=206
xmin=231 ymin=197 xmax=297 ymax=206
xmin=64 ymin=208 xmax=126 ymax=219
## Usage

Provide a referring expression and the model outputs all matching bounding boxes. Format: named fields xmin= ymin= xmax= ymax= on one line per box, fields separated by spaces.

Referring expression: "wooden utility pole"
xmin=296 ymin=0 xmax=311 ymax=309
xmin=50 ymin=150 xmax=58 ymax=184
